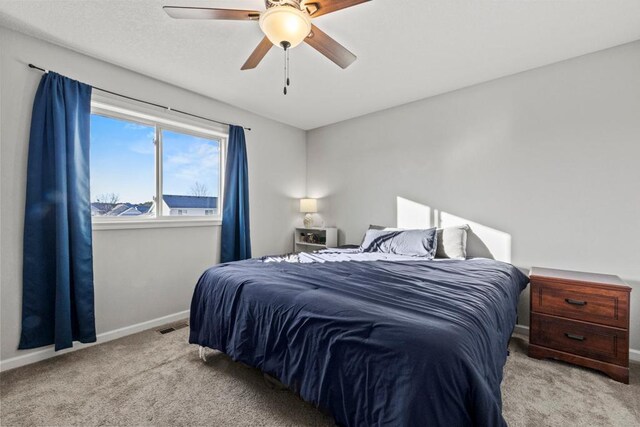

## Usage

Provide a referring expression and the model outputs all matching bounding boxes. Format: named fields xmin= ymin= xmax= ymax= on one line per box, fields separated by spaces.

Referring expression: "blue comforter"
xmin=189 ymin=257 xmax=528 ymax=426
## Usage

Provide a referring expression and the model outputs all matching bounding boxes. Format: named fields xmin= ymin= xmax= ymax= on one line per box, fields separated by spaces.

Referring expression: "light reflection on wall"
xmin=438 ymin=211 xmax=512 ymax=263
xmin=397 ymin=197 xmax=432 ymax=229
xmin=396 ymin=197 xmax=512 ymax=262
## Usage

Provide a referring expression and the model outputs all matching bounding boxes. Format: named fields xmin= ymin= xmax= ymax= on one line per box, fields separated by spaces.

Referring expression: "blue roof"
xmin=91 ymin=202 xmax=114 ymax=214
xmin=91 ymin=202 xmax=152 ymax=216
xmin=163 ymin=195 xmax=218 ymax=209
xmin=105 ymin=203 xmax=134 ymax=216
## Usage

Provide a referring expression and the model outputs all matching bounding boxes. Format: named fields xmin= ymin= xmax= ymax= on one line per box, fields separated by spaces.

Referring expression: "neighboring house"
xmin=91 ymin=204 xmax=103 ymax=216
xmin=91 ymin=202 xmax=152 ymax=217
xmin=105 ymin=203 xmax=135 ymax=216
xmin=91 ymin=202 xmax=115 ymax=216
xmin=93 ymin=196 xmax=216 ymax=217
xmin=108 ymin=203 xmax=151 ymax=216
xmin=148 ymin=195 xmax=218 ymax=216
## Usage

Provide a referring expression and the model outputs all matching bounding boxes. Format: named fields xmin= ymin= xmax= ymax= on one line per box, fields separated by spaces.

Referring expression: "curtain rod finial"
xmin=28 ymin=63 xmax=49 ymax=73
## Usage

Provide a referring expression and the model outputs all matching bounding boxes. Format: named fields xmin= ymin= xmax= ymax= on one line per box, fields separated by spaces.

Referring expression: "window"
xmin=90 ymin=102 xmax=225 ymax=224
xmin=161 ymin=129 xmax=220 ymax=217
xmin=90 ymin=115 xmax=155 ymax=218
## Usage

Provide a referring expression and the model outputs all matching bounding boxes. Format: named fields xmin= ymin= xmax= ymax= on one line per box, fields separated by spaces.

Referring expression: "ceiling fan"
xmin=164 ymin=0 xmax=371 ymax=93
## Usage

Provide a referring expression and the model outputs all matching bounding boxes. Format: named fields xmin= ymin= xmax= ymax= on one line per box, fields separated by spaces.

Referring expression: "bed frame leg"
xmin=199 ymin=346 xmax=208 ymax=362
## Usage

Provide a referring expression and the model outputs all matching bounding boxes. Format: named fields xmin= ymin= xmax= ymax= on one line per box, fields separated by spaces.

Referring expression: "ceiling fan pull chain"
xmin=283 ymin=47 xmax=287 ymax=95
xmin=281 ymin=41 xmax=291 ymax=95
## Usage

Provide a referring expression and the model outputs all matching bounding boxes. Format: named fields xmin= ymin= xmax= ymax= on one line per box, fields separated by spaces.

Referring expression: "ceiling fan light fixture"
xmin=259 ymin=6 xmax=312 ymax=49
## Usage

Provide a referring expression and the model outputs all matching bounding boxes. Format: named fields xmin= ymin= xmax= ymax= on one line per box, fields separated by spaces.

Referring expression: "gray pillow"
xmin=368 ymin=224 xmax=388 ymax=231
xmin=360 ymin=228 xmax=438 ymax=258
xmin=359 ymin=224 xmax=390 ymax=245
xmin=436 ymin=225 xmax=470 ymax=260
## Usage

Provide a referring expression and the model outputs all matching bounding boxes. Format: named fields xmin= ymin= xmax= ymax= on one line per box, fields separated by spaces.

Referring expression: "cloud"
xmin=164 ymin=140 xmax=220 ymax=190
xmin=129 ymin=141 xmax=155 ymax=155
xmin=124 ymin=122 xmax=152 ymax=131
xmin=127 ymin=131 xmax=156 ymax=155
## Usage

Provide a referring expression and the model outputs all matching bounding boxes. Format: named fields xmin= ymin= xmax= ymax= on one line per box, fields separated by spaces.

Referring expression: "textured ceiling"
xmin=1 ymin=0 xmax=639 ymax=130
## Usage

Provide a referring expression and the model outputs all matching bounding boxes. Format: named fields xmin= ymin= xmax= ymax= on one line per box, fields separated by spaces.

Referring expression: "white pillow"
xmin=435 ymin=225 xmax=470 ymax=260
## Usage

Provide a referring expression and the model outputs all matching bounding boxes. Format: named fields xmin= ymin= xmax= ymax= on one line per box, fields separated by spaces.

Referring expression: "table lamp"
xmin=299 ymin=198 xmax=317 ymax=228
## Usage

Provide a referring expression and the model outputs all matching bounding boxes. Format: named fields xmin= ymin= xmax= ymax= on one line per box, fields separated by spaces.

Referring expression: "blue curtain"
xmin=19 ymin=72 xmax=96 ymax=351
xmin=221 ymin=125 xmax=252 ymax=262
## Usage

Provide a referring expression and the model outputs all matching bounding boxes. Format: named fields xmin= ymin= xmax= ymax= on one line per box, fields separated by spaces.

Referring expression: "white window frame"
xmin=90 ymin=94 xmax=227 ymax=230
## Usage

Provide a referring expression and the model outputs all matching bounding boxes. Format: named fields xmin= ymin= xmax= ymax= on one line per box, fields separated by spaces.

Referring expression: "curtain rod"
xmin=28 ymin=63 xmax=251 ymax=131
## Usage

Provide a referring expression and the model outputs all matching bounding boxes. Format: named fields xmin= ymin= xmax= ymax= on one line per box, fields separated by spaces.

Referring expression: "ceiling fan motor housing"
xmin=259 ymin=4 xmax=312 ymax=48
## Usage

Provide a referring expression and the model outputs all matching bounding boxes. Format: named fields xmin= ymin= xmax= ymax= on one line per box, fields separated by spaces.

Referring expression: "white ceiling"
xmin=1 ymin=0 xmax=639 ymax=130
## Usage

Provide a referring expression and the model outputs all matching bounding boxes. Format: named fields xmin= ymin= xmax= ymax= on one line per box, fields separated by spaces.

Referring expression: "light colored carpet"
xmin=1 ymin=325 xmax=638 ymax=426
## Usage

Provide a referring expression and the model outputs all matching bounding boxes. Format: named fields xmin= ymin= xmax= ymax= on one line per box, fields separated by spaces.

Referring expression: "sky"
xmin=90 ymin=114 xmax=220 ymax=204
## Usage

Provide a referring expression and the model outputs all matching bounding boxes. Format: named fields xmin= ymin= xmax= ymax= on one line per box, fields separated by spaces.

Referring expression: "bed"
xmin=189 ymin=249 xmax=528 ymax=426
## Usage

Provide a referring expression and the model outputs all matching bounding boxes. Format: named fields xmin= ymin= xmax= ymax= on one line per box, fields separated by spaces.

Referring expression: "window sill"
xmin=92 ymin=218 xmax=222 ymax=231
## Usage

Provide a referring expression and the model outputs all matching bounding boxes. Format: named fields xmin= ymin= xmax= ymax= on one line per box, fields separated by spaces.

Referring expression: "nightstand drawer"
xmin=530 ymin=313 xmax=628 ymax=366
xmin=531 ymin=279 xmax=629 ymax=328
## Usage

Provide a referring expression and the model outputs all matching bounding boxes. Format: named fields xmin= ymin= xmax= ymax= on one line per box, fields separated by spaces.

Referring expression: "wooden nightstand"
xmin=528 ymin=267 xmax=631 ymax=384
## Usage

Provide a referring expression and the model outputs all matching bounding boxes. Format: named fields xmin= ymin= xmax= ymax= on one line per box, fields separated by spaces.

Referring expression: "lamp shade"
xmin=259 ymin=6 xmax=312 ymax=48
xmin=299 ymin=198 xmax=317 ymax=213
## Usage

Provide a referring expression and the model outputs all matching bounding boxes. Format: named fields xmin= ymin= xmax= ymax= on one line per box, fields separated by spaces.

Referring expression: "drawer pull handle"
xmin=565 ymin=333 xmax=585 ymax=341
xmin=565 ymin=298 xmax=587 ymax=306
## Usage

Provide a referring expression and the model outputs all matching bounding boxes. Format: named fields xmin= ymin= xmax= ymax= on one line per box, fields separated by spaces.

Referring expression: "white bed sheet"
xmin=262 ymin=248 xmax=441 ymax=264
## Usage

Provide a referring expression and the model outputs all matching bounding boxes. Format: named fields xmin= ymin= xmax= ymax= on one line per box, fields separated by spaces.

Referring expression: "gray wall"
xmin=0 ymin=27 xmax=306 ymax=364
xmin=307 ymin=41 xmax=640 ymax=350
xmin=2 ymin=25 xmax=638 ymax=367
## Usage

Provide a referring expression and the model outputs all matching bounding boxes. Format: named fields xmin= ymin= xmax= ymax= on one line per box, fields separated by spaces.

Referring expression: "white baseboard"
xmin=512 ymin=324 xmax=640 ymax=363
xmin=0 ymin=310 xmax=190 ymax=372
xmin=513 ymin=324 xmax=529 ymax=337
xmin=2 ymin=317 xmax=636 ymax=371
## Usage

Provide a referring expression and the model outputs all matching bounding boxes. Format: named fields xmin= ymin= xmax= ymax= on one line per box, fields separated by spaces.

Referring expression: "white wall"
xmin=0 ymin=27 xmax=306 ymax=367
xmin=307 ymin=41 xmax=640 ymax=350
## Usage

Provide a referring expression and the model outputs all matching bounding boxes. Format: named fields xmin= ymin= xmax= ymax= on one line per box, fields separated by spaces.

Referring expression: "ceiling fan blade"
xmin=303 ymin=0 xmax=371 ymax=18
xmin=163 ymin=6 xmax=260 ymax=21
xmin=241 ymin=37 xmax=273 ymax=70
xmin=305 ymin=24 xmax=356 ymax=69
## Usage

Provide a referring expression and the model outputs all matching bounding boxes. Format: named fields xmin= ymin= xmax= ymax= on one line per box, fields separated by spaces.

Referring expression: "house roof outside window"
xmin=91 ymin=195 xmax=217 ymax=217
xmin=163 ymin=195 xmax=217 ymax=209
